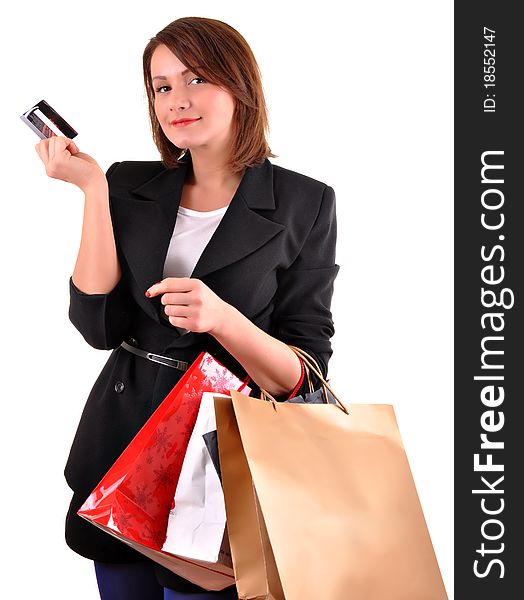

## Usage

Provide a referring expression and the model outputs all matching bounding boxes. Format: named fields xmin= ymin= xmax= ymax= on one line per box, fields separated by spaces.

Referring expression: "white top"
xmin=161 ymin=204 xmax=229 ymax=332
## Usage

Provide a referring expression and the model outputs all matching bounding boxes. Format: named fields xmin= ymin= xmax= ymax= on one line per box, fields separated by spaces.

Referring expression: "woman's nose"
xmin=169 ymin=85 xmax=190 ymax=111
xmin=170 ymin=97 xmax=190 ymax=111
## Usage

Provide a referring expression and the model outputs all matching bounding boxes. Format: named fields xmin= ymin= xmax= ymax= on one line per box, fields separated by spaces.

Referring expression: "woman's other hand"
xmin=145 ymin=277 xmax=231 ymax=335
xmin=34 ymin=136 xmax=105 ymax=192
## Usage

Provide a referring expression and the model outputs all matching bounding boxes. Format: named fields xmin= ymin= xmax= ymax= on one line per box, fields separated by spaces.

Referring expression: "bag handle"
xmin=259 ymin=345 xmax=349 ymax=415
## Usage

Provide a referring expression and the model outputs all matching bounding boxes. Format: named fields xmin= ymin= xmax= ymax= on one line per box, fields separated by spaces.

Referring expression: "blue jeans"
xmin=94 ymin=561 xmax=238 ymax=600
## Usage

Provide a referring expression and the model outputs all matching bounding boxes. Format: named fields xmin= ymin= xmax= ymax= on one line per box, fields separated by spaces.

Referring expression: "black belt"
xmin=120 ymin=341 xmax=189 ymax=372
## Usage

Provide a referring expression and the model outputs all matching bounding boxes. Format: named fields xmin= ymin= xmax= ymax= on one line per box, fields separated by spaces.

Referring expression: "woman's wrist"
xmin=207 ymin=301 xmax=302 ymax=397
xmin=209 ymin=301 xmax=238 ymax=339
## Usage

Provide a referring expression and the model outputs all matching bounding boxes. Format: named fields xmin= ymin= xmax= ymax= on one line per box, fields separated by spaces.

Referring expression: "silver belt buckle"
xmin=146 ymin=351 xmax=187 ymax=370
xmin=120 ymin=340 xmax=189 ymax=371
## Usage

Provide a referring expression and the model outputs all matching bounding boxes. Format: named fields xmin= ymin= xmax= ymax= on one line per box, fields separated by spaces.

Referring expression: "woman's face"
xmin=151 ymin=44 xmax=236 ymax=154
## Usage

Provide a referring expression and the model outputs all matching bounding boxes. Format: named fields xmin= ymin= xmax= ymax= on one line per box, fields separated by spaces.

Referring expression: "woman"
xmin=35 ymin=16 xmax=339 ymax=600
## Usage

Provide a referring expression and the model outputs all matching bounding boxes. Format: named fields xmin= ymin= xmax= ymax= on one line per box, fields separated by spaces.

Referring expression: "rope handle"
xmin=259 ymin=345 xmax=349 ymax=415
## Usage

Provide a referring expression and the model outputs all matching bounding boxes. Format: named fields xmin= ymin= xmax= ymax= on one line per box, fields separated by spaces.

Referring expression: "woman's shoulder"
xmin=105 ymin=160 xmax=165 ymax=187
xmin=104 ymin=160 xmax=186 ymax=203
xmin=272 ymin=163 xmax=328 ymax=188
xmin=269 ymin=161 xmax=335 ymax=218
xmin=271 ymin=161 xmax=331 ymax=194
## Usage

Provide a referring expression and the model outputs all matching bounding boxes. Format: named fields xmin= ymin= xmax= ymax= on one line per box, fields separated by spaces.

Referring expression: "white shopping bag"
xmin=162 ymin=391 xmax=232 ymax=566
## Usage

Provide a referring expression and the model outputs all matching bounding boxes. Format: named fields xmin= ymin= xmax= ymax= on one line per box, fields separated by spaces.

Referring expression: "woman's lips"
xmin=172 ymin=118 xmax=200 ymax=127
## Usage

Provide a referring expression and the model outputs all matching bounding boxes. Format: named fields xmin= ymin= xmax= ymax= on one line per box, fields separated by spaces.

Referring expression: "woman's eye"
xmin=154 ymin=78 xmax=205 ymax=94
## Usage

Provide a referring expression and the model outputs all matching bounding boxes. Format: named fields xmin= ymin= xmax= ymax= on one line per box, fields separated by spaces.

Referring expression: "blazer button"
xmin=128 ymin=337 xmax=139 ymax=347
xmin=114 ymin=381 xmax=125 ymax=393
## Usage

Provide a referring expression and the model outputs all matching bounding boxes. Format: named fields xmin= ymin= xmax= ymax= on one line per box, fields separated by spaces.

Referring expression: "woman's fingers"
xmin=160 ymin=291 xmax=193 ymax=305
xmin=33 ymin=135 xmax=102 ymax=191
xmin=62 ymin=136 xmax=78 ymax=155
xmin=40 ymin=138 xmax=49 ymax=162
xmin=69 ymin=139 xmax=79 ymax=154
xmin=36 ymin=136 xmax=74 ymax=173
xmin=49 ymin=136 xmax=56 ymax=161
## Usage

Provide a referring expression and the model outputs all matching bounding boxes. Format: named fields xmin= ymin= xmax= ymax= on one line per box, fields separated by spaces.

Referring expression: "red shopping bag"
xmin=77 ymin=351 xmax=250 ymax=590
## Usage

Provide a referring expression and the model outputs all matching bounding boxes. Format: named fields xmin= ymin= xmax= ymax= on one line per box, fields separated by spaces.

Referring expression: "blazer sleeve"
xmin=270 ymin=184 xmax=340 ymax=400
xmin=68 ymin=161 xmax=133 ymax=351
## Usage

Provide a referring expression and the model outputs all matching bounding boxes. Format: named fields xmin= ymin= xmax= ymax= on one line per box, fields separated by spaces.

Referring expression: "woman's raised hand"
xmin=34 ymin=136 xmax=105 ymax=192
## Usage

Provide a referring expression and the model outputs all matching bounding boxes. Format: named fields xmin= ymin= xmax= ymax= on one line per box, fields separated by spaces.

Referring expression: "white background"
xmin=1 ymin=1 xmax=453 ymax=597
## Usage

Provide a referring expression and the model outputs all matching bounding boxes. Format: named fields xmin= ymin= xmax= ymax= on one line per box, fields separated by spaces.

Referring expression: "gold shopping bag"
xmin=214 ymin=346 xmax=448 ymax=600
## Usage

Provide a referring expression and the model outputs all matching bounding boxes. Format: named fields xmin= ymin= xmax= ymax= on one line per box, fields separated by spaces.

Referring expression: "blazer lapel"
xmin=121 ymin=153 xmax=284 ymax=326
xmin=190 ymin=157 xmax=285 ymax=279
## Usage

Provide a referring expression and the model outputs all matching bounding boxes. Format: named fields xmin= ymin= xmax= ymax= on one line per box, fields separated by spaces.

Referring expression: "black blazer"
xmin=63 ymin=151 xmax=340 ymax=591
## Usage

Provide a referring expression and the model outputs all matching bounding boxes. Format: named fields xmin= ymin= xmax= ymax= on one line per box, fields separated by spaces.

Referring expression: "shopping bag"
xmin=162 ymin=392 xmax=232 ymax=567
xmin=215 ymin=346 xmax=448 ymax=600
xmin=77 ymin=351 xmax=250 ymax=591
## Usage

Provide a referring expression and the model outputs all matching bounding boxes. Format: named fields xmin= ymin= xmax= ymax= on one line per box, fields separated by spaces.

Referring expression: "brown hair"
xmin=142 ymin=16 xmax=277 ymax=174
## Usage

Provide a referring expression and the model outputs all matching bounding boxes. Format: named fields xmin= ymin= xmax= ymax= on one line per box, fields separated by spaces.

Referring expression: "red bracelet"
xmin=286 ymin=356 xmax=305 ymax=399
xmin=241 ymin=356 xmax=305 ymax=399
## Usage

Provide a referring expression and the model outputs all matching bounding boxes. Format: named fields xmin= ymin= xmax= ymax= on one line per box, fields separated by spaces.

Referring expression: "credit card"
xmin=21 ymin=99 xmax=78 ymax=139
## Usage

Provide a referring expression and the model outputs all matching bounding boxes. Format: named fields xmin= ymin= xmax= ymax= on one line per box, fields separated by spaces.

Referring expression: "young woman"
xmin=36 ymin=16 xmax=339 ymax=600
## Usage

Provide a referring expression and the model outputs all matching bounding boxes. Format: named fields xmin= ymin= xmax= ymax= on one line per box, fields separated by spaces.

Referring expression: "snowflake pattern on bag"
xmin=149 ymin=426 xmax=174 ymax=455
